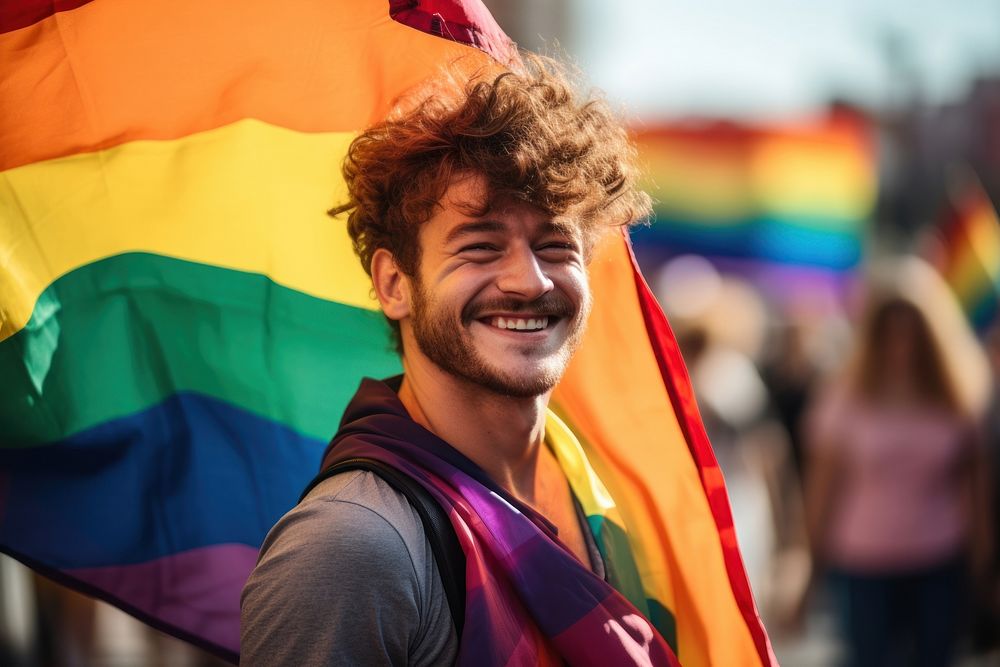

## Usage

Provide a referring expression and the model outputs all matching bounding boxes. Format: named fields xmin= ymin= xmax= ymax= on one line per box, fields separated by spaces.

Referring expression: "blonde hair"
xmin=846 ymin=256 xmax=990 ymax=417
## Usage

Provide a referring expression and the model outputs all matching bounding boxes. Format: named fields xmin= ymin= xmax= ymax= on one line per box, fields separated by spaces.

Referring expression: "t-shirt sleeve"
xmin=240 ymin=486 xmax=424 ymax=667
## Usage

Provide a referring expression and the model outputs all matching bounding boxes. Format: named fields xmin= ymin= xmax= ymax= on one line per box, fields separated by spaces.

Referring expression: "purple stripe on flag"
xmin=713 ymin=257 xmax=858 ymax=302
xmin=67 ymin=543 xmax=258 ymax=656
xmin=632 ymin=245 xmax=858 ymax=309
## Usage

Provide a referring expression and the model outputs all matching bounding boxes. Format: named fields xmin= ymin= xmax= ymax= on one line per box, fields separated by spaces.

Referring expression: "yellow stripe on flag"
xmin=0 ymin=119 xmax=377 ymax=341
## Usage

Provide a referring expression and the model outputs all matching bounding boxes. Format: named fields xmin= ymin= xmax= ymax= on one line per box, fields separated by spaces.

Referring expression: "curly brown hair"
xmin=330 ymin=53 xmax=651 ymax=280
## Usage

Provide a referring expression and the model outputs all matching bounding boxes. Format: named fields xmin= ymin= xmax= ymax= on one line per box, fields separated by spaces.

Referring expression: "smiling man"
xmin=240 ymin=55 xmax=674 ymax=666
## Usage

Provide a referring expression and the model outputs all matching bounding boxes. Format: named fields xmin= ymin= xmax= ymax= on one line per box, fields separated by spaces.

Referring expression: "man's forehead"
xmin=435 ymin=174 xmax=577 ymax=238
xmin=438 ymin=173 xmax=491 ymax=211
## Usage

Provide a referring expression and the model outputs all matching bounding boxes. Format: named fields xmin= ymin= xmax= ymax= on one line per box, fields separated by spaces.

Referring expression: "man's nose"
xmin=496 ymin=246 xmax=554 ymax=299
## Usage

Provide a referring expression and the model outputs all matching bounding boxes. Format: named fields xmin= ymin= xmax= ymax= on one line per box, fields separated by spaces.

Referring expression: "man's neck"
xmin=397 ymin=360 xmax=550 ymax=504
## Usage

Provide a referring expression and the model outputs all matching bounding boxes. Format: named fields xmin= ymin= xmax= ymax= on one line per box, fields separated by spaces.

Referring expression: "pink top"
xmin=810 ymin=388 xmax=974 ymax=573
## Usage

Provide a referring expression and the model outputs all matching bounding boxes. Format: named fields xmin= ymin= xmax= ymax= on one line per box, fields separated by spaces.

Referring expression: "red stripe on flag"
xmin=389 ymin=0 xmax=513 ymax=63
xmin=0 ymin=0 xmax=92 ymax=34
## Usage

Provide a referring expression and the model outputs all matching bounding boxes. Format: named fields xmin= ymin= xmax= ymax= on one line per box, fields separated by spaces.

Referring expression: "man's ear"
xmin=371 ymin=248 xmax=412 ymax=322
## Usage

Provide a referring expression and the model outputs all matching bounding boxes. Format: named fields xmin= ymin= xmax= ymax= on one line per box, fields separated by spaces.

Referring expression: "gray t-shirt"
xmin=240 ymin=470 xmax=459 ymax=666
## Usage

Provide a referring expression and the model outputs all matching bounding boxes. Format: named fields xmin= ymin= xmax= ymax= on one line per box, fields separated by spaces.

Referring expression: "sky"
xmin=566 ymin=0 xmax=1000 ymax=121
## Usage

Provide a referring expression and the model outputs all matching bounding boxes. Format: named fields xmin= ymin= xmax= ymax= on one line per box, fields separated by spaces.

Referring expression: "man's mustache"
xmin=462 ymin=293 xmax=577 ymax=324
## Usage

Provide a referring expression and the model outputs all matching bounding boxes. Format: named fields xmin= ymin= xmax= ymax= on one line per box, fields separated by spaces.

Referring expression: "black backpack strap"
xmin=301 ymin=458 xmax=466 ymax=639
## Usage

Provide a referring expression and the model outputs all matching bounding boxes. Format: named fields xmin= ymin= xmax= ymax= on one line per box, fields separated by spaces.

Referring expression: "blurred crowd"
xmin=656 ymin=252 xmax=1000 ymax=667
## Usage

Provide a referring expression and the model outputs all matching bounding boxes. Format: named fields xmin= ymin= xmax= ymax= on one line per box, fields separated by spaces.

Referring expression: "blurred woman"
xmin=804 ymin=257 xmax=992 ymax=667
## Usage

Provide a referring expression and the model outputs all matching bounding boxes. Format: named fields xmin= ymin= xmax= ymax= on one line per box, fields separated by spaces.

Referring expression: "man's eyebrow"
xmin=539 ymin=222 xmax=573 ymax=237
xmin=443 ymin=220 xmax=506 ymax=245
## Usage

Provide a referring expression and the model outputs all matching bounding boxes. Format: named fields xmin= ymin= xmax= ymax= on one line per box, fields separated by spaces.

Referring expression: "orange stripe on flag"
xmin=0 ymin=0 xmax=477 ymax=171
xmin=554 ymin=231 xmax=773 ymax=667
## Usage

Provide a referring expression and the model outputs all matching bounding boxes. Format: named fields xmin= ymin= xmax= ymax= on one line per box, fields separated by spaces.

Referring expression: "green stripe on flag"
xmin=1 ymin=252 xmax=401 ymax=447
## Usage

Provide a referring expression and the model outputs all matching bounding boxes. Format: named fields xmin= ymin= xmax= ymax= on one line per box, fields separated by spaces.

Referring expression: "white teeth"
xmin=488 ymin=316 xmax=550 ymax=331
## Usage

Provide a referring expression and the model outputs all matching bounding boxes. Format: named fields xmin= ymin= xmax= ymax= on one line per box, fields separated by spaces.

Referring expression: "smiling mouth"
xmin=484 ymin=316 xmax=552 ymax=332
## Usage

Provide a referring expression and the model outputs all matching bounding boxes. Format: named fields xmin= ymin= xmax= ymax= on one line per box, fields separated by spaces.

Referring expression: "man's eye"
xmin=537 ymin=243 xmax=578 ymax=258
xmin=459 ymin=244 xmax=500 ymax=254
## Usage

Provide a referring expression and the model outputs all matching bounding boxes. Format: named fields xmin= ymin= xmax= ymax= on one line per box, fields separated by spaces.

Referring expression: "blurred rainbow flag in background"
xmin=933 ymin=171 xmax=1000 ymax=332
xmin=630 ymin=112 xmax=877 ymax=299
xmin=0 ymin=1 xmax=774 ymax=665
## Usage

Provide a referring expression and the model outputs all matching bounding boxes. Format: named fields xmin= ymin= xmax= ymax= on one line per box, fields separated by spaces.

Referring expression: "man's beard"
xmin=409 ymin=280 xmax=590 ymax=398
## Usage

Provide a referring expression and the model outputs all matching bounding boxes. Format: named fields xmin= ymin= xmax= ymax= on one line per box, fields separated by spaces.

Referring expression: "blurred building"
xmin=876 ymin=73 xmax=1000 ymax=240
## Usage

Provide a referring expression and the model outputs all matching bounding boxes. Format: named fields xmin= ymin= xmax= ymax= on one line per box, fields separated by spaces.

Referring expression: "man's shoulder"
xmin=266 ymin=469 xmax=428 ymax=568
xmin=241 ymin=470 xmax=459 ymax=666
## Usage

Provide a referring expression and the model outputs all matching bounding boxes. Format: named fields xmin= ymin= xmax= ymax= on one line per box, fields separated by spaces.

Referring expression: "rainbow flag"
xmin=631 ymin=114 xmax=877 ymax=294
xmin=934 ymin=173 xmax=1000 ymax=331
xmin=0 ymin=1 xmax=774 ymax=665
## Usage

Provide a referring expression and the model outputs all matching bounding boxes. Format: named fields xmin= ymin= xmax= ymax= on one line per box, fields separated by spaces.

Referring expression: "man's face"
xmin=405 ymin=176 xmax=591 ymax=398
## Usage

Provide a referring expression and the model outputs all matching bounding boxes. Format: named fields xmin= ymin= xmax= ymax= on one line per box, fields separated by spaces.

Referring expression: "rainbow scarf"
xmin=0 ymin=1 xmax=773 ymax=665
xmin=323 ymin=377 xmax=680 ymax=666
